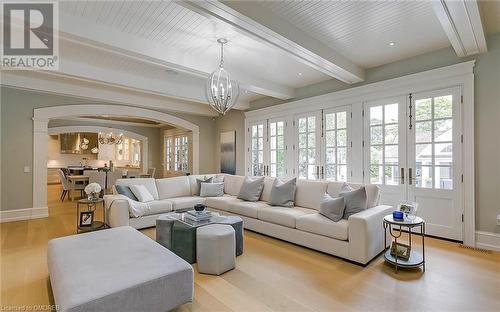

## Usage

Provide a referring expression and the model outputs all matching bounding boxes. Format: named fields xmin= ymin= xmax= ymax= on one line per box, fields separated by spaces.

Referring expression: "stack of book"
xmin=185 ymin=210 xmax=212 ymax=222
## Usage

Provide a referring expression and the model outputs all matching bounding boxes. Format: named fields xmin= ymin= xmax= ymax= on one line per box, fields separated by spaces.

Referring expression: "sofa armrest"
xmin=104 ymin=195 xmax=131 ymax=228
xmin=348 ymin=205 xmax=392 ymax=264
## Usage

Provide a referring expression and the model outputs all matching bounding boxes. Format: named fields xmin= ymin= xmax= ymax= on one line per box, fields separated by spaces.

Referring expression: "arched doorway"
xmin=33 ymin=104 xmax=200 ymax=212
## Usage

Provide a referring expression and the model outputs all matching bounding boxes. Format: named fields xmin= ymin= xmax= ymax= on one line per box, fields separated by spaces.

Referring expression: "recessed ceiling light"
xmin=244 ymin=90 xmax=248 ymax=94
xmin=389 ymin=42 xmax=396 ymax=46
xmin=298 ymin=72 xmax=303 ymax=76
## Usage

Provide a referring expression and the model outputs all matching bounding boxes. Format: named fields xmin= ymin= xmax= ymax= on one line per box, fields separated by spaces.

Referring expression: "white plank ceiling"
xmin=257 ymin=0 xmax=451 ymax=68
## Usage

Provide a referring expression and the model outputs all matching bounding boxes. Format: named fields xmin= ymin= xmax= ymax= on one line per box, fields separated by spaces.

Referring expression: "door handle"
xmin=409 ymin=168 xmax=413 ymax=185
xmin=316 ymin=166 xmax=320 ymax=179
xmin=401 ymin=167 xmax=405 ymax=185
xmin=321 ymin=166 xmax=324 ymax=180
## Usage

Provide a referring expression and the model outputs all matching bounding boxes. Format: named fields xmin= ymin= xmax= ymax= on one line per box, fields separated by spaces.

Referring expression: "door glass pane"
xmin=370 ymin=106 xmax=383 ymax=125
xmin=297 ymin=115 xmax=318 ymax=180
xmin=416 ymin=121 xmax=432 ymax=143
xmin=434 ymin=95 xmax=452 ymax=119
xmin=415 ymin=98 xmax=432 ymax=121
xmin=367 ymin=102 xmax=400 ymax=185
xmin=250 ymin=124 xmax=264 ymax=176
xmin=413 ymin=93 xmax=454 ymax=189
xmin=269 ymin=120 xmax=286 ymax=177
xmin=324 ymin=111 xmax=348 ymax=181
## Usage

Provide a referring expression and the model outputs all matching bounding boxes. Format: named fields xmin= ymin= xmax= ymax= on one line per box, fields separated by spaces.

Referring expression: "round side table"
xmin=383 ymin=215 xmax=425 ymax=272
xmin=77 ymin=198 xmax=106 ymax=233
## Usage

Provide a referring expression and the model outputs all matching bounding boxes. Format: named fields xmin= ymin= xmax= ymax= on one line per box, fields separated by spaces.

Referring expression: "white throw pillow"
xmin=200 ymin=182 xmax=224 ymax=197
xmin=129 ymin=184 xmax=154 ymax=202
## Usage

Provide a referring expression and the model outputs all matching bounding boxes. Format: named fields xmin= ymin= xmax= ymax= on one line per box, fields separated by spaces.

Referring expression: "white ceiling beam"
xmin=432 ymin=0 xmax=487 ymax=57
xmin=58 ymin=12 xmax=294 ymax=100
xmin=179 ymin=0 xmax=365 ymax=84
xmin=1 ymin=71 xmax=219 ymax=117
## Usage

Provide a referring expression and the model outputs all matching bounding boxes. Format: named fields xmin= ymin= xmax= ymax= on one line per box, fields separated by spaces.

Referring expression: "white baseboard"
xmin=0 ymin=207 xmax=49 ymax=223
xmin=475 ymin=231 xmax=500 ymax=252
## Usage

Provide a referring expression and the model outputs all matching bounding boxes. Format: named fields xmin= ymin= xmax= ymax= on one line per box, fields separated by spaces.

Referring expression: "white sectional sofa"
xmin=104 ymin=174 xmax=392 ymax=265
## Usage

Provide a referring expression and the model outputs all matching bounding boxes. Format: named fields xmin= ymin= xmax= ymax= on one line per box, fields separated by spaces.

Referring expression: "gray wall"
xmin=0 ymin=87 xmax=216 ymax=211
xmin=214 ymin=110 xmax=246 ymax=176
xmin=250 ymin=33 xmax=500 ymax=233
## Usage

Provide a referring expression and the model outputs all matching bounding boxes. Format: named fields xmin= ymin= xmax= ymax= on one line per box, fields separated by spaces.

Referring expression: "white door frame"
xmin=33 ymin=104 xmax=200 ymax=213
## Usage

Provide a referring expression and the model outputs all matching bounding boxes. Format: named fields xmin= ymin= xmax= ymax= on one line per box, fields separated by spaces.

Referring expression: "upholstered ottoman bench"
xmin=47 ymin=226 xmax=193 ymax=312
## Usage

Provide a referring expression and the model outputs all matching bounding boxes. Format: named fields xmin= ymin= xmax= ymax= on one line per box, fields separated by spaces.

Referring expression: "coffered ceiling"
xmin=2 ymin=0 xmax=497 ymax=116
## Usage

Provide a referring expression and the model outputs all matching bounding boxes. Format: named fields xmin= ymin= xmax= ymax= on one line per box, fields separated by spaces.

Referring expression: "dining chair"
xmin=140 ymin=167 xmax=156 ymax=178
xmin=58 ymin=169 xmax=85 ymax=201
xmin=106 ymin=171 xmax=123 ymax=194
xmin=84 ymin=170 xmax=106 ymax=197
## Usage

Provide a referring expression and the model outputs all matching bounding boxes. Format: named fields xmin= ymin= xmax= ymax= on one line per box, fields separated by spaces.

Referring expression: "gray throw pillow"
xmin=319 ymin=193 xmax=345 ymax=222
xmin=200 ymin=182 xmax=224 ymax=197
xmin=339 ymin=183 xmax=367 ymax=219
xmin=196 ymin=177 xmax=213 ymax=195
xmin=115 ymin=185 xmax=138 ymax=201
xmin=268 ymin=178 xmax=297 ymax=207
xmin=237 ymin=176 xmax=265 ymax=202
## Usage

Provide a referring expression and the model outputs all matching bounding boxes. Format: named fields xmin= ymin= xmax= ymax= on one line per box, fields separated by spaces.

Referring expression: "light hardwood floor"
xmin=1 ymin=185 xmax=499 ymax=311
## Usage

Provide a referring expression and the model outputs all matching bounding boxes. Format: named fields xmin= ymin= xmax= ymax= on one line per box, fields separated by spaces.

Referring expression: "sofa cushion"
xmin=259 ymin=177 xmax=276 ymax=202
xmin=268 ymin=178 xmax=297 ymax=207
xmin=168 ymin=196 xmax=206 ymax=211
xmin=238 ymin=176 xmax=265 ymax=202
xmin=327 ymin=182 xmax=380 ymax=208
xmin=115 ymin=185 xmax=138 ymax=201
xmin=296 ymin=214 xmax=349 ymax=240
xmin=188 ymin=174 xmax=216 ymax=195
xmin=228 ymin=201 xmax=269 ymax=218
xmin=143 ymin=200 xmax=174 ymax=216
xmin=257 ymin=206 xmax=316 ymax=228
xmin=116 ymin=178 xmax=159 ymax=200
xmin=205 ymin=195 xmax=242 ymax=212
xmin=294 ymin=180 xmax=329 ymax=210
xmin=129 ymin=185 xmax=154 ymax=202
xmin=156 ymin=176 xmax=191 ymax=199
xmin=319 ymin=193 xmax=345 ymax=222
xmin=339 ymin=184 xmax=367 ymax=219
xmin=223 ymin=175 xmax=245 ymax=196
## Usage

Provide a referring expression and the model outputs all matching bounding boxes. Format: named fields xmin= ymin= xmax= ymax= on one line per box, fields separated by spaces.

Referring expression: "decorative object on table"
xmin=98 ymin=130 xmax=123 ymax=145
xmin=185 ymin=210 xmax=212 ymax=222
xmin=390 ymin=241 xmax=411 ymax=260
xmin=194 ymin=204 xmax=206 ymax=212
xmin=77 ymin=198 xmax=106 ymax=233
xmin=85 ymin=182 xmax=102 ymax=200
xmin=398 ymin=201 xmax=418 ymax=221
xmin=205 ymin=38 xmax=240 ymax=115
xmin=79 ymin=211 xmax=94 ymax=227
xmin=383 ymin=214 xmax=425 ymax=273
xmin=220 ymin=131 xmax=236 ymax=174
xmin=393 ymin=210 xmax=404 ymax=220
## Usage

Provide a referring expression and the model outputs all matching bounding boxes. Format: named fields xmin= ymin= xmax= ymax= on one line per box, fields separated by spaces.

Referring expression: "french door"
xmin=295 ymin=106 xmax=351 ymax=181
xmin=407 ymin=87 xmax=462 ymax=240
xmin=248 ymin=118 xmax=289 ymax=178
xmin=364 ymin=87 xmax=463 ymax=240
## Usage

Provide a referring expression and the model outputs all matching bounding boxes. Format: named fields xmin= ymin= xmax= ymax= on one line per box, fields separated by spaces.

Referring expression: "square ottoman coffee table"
xmin=48 ymin=226 xmax=193 ymax=312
